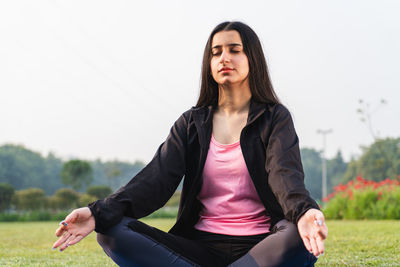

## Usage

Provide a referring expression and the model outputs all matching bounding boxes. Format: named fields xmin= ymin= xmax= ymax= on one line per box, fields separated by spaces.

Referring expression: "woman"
xmin=53 ymin=21 xmax=327 ymax=267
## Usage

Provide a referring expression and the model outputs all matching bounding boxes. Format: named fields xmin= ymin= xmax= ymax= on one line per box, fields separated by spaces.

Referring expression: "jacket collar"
xmin=192 ymin=98 xmax=267 ymax=148
xmin=192 ymin=98 xmax=267 ymax=125
xmin=246 ymin=99 xmax=268 ymax=126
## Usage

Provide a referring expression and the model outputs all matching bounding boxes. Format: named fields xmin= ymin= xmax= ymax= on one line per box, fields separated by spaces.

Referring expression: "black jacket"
xmin=88 ymin=99 xmax=319 ymax=238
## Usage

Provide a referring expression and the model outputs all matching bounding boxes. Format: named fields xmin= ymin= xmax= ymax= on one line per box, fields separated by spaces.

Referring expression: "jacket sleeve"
xmin=88 ymin=113 xmax=188 ymax=233
xmin=265 ymin=105 xmax=319 ymax=224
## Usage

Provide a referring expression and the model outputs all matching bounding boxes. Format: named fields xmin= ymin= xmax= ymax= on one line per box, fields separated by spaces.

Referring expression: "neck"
xmin=217 ymin=82 xmax=251 ymax=115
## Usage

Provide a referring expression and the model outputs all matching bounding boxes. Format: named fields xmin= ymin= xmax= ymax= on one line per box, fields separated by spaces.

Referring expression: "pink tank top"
xmin=194 ymin=135 xmax=271 ymax=236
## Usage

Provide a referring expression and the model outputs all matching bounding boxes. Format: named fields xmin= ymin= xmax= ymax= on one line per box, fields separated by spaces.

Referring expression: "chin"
xmin=218 ymin=78 xmax=235 ymax=85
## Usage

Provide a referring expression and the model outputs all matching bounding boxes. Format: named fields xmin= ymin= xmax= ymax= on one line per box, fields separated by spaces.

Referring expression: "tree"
xmin=342 ymin=137 xmax=400 ymax=182
xmin=50 ymin=188 xmax=80 ymax=210
xmin=0 ymin=144 xmax=46 ymax=190
xmin=301 ymin=148 xmax=349 ymax=201
xmin=86 ymin=185 xmax=112 ymax=199
xmin=78 ymin=194 xmax=98 ymax=206
xmin=0 ymin=183 xmax=15 ymax=211
xmin=327 ymin=151 xmax=348 ymax=191
xmin=357 ymin=99 xmax=397 ymax=179
xmin=301 ymin=148 xmax=322 ymax=201
xmin=0 ymin=145 xmax=64 ymax=195
xmin=61 ymin=160 xmax=93 ymax=191
xmin=43 ymin=152 xmax=64 ymax=194
xmin=0 ymin=143 xmax=146 ymax=193
xmin=104 ymin=161 xmax=122 ymax=188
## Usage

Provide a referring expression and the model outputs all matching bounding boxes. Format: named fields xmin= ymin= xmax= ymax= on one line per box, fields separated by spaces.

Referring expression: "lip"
xmin=219 ymin=67 xmax=233 ymax=72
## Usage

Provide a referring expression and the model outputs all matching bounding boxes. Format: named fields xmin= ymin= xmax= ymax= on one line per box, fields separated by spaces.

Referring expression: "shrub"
xmin=0 ymin=212 xmax=20 ymax=222
xmin=0 ymin=210 xmax=70 ymax=222
xmin=0 ymin=183 xmax=15 ymax=211
xmin=86 ymin=185 xmax=112 ymax=199
xmin=323 ymin=194 xmax=348 ymax=219
xmin=79 ymin=194 xmax=98 ymax=206
xmin=372 ymin=187 xmax=400 ymax=219
xmin=51 ymin=188 xmax=80 ymax=210
xmin=323 ymin=176 xmax=400 ymax=219
xmin=13 ymin=188 xmax=47 ymax=211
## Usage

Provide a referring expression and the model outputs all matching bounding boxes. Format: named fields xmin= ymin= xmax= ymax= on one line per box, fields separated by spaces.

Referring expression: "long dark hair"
xmin=196 ymin=21 xmax=280 ymax=107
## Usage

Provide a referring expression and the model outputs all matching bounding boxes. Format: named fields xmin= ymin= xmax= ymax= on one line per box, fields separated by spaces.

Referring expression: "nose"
xmin=219 ymin=50 xmax=231 ymax=63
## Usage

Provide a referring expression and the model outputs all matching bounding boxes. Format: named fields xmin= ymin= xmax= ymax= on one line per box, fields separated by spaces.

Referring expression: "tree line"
xmin=0 ymin=144 xmax=145 ymax=195
xmin=0 ymin=137 xmax=399 ymax=205
xmin=303 ymin=137 xmax=400 ymax=201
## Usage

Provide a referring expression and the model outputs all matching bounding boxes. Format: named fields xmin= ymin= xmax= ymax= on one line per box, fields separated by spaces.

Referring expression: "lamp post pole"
xmin=317 ymin=129 xmax=333 ymax=200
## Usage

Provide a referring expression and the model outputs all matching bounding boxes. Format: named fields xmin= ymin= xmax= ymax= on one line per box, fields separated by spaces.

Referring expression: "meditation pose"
xmin=53 ymin=21 xmax=328 ymax=267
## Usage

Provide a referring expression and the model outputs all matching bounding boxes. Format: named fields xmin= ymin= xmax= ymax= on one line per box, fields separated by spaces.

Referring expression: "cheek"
xmin=210 ymin=60 xmax=219 ymax=77
xmin=210 ymin=59 xmax=217 ymax=72
xmin=241 ymin=58 xmax=250 ymax=75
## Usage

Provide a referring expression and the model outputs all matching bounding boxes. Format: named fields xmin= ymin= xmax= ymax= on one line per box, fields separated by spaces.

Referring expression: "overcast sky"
xmin=1 ymin=0 xmax=399 ymax=163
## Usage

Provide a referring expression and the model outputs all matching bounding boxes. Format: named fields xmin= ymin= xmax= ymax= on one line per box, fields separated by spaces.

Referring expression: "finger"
xmin=316 ymin=235 xmax=325 ymax=255
xmin=53 ymin=231 xmax=71 ymax=249
xmin=310 ymin=237 xmax=320 ymax=257
xmin=59 ymin=234 xmax=75 ymax=251
xmin=56 ymin=209 xmax=80 ymax=234
xmin=301 ymin=236 xmax=312 ymax=253
xmin=55 ymin=226 xmax=65 ymax=237
xmin=314 ymin=213 xmax=326 ymax=226
xmin=66 ymin=234 xmax=83 ymax=246
xmin=53 ymin=231 xmax=72 ymax=249
xmin=318 ymin=225 xmax=328 ymax=240
xmin=313 ymin=213 xmax=328 ymax=240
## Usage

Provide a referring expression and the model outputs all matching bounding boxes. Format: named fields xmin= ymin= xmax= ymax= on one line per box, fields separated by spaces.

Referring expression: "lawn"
xmin=0 ymin=220 xmax=399 ymax=266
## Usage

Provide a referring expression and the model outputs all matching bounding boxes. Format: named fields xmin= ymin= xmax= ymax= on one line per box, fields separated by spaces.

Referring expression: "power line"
xmin=48 ymin=0 xmax=182 ymax=115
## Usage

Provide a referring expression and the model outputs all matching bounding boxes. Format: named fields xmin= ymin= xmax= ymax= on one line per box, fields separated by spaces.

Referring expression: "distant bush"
xmin=324 ymin=176 xmax=400 ymax=219
xmin=0 ymin=206 xmax=176 ymax=221
xmin=1 ymin=185 xmax=180 ymax=221
xmin=13 ymin=188 xmax=47 ymax=211
xmin=79 ymin=193 xmax=98 ymax=206
xmin=49 ymin=188 xmax=80 ymax=210
xmin=0 ymin=210 xmax=70 ymax=222
xmin=86 ymin=185 xmax=112 ymax=199
xmin=0 ymin=183 xmax=15 ymax=211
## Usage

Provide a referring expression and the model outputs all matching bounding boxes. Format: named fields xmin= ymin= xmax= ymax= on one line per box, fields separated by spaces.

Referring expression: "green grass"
xmin=0 ymin=220 xmax=399 ymax=266
xmin=317 ymin=220 xmax=400 ymax=266
xmin=0 ymin=218 xmax=174 ymax=267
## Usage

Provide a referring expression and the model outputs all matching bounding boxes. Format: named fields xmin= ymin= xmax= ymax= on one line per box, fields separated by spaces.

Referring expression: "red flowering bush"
xmin=323 ymin=176 xmax=400 ymax=219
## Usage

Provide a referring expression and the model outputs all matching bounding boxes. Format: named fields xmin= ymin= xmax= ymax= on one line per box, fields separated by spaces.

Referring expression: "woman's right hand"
xmin=52 ymin=207 xmax=95 ymax=251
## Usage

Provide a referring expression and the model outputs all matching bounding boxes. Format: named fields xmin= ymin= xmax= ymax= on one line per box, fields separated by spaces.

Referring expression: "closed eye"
xmin=211 ymin=50 xmax=240 ymax=56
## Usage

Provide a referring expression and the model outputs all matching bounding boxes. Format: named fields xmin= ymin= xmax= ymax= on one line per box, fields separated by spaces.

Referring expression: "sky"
xmin=0 ymin=0 xmax=399 ymax=163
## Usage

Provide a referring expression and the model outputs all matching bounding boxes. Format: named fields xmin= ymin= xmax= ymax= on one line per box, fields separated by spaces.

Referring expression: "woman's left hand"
xmin=297 ymin=208 xmax=328 ymax=258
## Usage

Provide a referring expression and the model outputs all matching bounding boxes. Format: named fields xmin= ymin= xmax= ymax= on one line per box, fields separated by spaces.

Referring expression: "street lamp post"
xmin=317 ymin=129 xmax=333 ymax=200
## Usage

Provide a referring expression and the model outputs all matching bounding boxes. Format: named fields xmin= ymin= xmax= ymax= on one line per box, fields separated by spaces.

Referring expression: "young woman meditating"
xmin=53 ymin=21 xmax=328 ymax=267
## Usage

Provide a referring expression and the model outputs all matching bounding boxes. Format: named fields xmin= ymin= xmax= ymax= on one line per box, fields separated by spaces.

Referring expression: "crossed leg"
xmin=230 ymin=219 xmax=317 ymax=267
xmin=96 ymin=217 xmax=226 ymax=267
xmin=97 ymin=217 xmax=317 ymax=267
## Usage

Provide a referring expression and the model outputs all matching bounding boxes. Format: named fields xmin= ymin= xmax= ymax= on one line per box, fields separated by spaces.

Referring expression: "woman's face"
xmin=210 ymin=30 xmax=249 ymax=87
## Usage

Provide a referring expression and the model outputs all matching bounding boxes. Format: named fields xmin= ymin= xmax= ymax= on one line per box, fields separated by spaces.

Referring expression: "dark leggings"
xmin=97 ymin=217 xmax=317 ymax=267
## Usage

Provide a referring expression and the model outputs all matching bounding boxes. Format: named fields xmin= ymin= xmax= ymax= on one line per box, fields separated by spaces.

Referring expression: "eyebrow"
xmin=211 ymin=43 xmax=242 ymax=50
